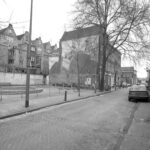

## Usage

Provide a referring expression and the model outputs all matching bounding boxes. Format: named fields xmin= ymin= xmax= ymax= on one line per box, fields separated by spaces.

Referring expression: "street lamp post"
xmin=25 ymin=0 xmax=33 ymax=107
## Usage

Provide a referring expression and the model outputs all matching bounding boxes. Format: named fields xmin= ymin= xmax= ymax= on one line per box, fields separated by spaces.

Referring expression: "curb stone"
xmin=0 ymin=90 xmax=111 ymax=120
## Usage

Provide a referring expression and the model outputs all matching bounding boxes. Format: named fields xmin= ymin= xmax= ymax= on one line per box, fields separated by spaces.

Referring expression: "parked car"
xmin=146 ymin=85 xmax=150 ymax=91
xmin=128 ymin=85 xmax=149 ymax=102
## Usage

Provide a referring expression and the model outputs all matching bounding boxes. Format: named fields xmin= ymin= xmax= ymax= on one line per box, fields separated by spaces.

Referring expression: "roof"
xmin=17 ymin=33 xmax=25 ymax=40
xmin=0 ymin=28 xmax=7 ymax=35
xmin=43 ymin=42 xmax=50 ymax=49
xmin=49 ymin=48 xmax=60 ymax=56
xmin=60 ymin=25 xmax=121 ymax=55
xmin=0 ymin=24 xmax=13 ymax=35
xmin=61 ymin=26 xmax=101 ymax=41
xmin=50 ymin=62 xmax=61 ymax=74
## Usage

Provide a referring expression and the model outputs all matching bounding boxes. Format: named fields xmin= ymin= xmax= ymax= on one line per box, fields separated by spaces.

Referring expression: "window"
xmin=37 ymin=47 xmax=42 ymax=52
xmin=19 ymin=58 xmax=23 ymax=66
xmin=8 ymin=59 xmax=14 ymax=64
xmin=31 ymin=47 xmax=36 ymax=51
xmin=31 ymin=57 xmax=35 ymax=62
xmin=6 ymin=36 xmax=14 ymax=43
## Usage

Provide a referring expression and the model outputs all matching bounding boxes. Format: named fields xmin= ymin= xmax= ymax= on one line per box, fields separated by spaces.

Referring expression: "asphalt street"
xmin=0 ymin=89 xmax=148 ymax=150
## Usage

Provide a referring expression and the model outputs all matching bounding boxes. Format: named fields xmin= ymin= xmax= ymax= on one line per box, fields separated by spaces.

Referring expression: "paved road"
xmin=0 ymin=89 xmax=137 ymax=150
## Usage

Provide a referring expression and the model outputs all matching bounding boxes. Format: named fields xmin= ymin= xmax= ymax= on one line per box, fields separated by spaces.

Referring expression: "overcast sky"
xmin=0 ymin=0 xmax=148 ymax=78
xmin=0 ymin=0 xmax=75 ymax=44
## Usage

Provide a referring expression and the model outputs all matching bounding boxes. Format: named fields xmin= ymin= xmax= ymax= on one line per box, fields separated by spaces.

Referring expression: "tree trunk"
xmin=100 ymin=59 xmax=106 ymax=91
xmin=100 ymin=30 xmax=107 ymax=91
xmin=114 ymin=72 xmax=117 ymax=90
xmin=97 ymin=34 xmax=101 ymax=90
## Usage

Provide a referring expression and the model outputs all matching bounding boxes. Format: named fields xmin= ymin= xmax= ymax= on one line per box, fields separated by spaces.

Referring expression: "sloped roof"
xmin=61 ymin=26 xmax=101 ymax=41
xmin=43 ymin=42 xmax=51 ymax=49
xmin=50 ymin=62 xmax=61 ymax=74
xmin=0 ymin=28 xmax=7 ymax=34
xmin=0 ymin=24 xmax=17 ymax=37
xmin=0 ymin=24 xmax=13 ymax=35
xmin=17 ymin=33 xmax=25 ymax=40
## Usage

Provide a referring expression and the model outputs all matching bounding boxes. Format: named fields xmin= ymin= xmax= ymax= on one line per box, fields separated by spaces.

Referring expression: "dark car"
xmin=128 ymin=85 xmax=149 ymax=102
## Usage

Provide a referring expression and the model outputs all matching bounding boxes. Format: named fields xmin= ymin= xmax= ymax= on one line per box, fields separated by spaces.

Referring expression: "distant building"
xmin=121 ymin=67 xmax=137 ymax=85
xmin=44 ymin=43 xmax=60 ymax=84
xmin=45 ymin=43 xmax=59 ymax=71
xmin=16 ymin=31 xmax=29 ymax=73
xmin=0 ymin=43 xmax=8 ymax=72
xmin=32 ymin=37 xmax=49 ymax=76
xmin=0 ymin=24 xmax=49 ymax=80
xmin=0 ymin=24 xmax=18 ymax=47
xmin=57 ymin=26 xmax=121 ymax=87
xmin=0 ymin=24 xmax=19 ymax=72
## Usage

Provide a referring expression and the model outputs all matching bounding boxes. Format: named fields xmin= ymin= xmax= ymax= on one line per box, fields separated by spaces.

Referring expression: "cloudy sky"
xmin=0 ymin=0 xmax=75 ymax=44
xmin=0 ymin=0 xmax=148 ymax=78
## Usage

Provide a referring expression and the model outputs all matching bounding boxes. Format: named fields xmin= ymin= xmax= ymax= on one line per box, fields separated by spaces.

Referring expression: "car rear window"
xmin=129 ymin=85 xmax=147 ymax=92
xmin=129 ymin=91 xmax=148 ymax=96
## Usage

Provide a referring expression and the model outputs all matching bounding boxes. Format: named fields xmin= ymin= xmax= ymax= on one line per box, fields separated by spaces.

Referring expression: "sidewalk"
xmin=120 ymin=102 xmax=150 ymax=150
xmin=0 ymin=87 xmax=111 ymax=119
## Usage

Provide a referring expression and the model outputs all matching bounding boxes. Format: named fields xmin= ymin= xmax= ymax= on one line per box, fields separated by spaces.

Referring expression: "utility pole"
xmin=25 ymin=0 xmax=33 ymax=107
xmin=77 ymin=52 xmax=80 ymax=96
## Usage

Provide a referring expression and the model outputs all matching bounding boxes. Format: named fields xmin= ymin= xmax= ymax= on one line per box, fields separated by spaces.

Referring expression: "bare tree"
xmin=61 ymin=29 xmax=97 ymax=96
xmin=62 ymin=36 xmax=87 ymax=96
xmin=72 ymin=0 xmax=150 ymax=91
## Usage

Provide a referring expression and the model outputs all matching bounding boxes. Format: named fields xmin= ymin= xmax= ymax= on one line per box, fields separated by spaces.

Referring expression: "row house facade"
xmin=0 ymin=24 xmax=18 ymax=72
xmin=121 ymin=67 xmax=137 ymax=85
xmin=44 ymin=43 xmax=59 ymax=72
xmin=0 ymin=24 xmax=49 ymax=78
xmin=51 ymin=26 xmax=121 ymax=88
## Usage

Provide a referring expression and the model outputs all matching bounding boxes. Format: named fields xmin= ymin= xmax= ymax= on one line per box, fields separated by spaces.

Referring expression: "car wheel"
xmin=128 ymin=98 xmax=131 ymax=102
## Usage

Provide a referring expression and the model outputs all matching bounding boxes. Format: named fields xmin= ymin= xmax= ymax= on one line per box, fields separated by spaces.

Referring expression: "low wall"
xmin=0 ymin=72 xmax=45 ymax=85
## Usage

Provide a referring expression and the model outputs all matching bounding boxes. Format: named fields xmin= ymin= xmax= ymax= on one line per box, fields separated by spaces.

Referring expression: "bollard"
xmin=64 ymin=90 xmax=67 ymax=101
xmin=94 ymin=87 xmax=96 ymax=93
xmin=59 ymin=88 xmax=60 ymax=94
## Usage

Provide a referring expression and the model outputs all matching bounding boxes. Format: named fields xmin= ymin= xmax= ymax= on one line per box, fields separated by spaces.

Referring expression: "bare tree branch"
xmin=72 ymin=0 xmax=150 ymax=90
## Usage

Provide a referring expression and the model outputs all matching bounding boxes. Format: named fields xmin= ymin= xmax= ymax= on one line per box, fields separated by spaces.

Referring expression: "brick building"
xmin=53 ymin=26 xmax=121 ymax=87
